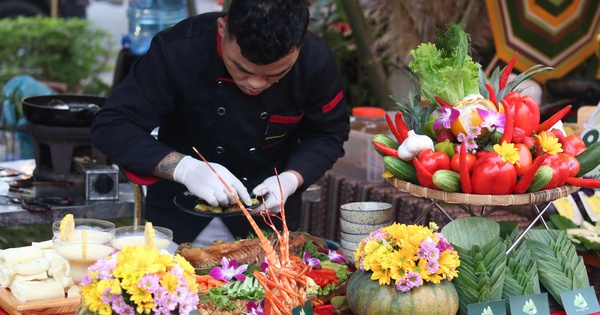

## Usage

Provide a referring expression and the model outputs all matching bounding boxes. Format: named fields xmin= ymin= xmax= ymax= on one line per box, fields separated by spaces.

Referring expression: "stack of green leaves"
xmin=501 ymin=223 xmax=540 ymax=301
xmin=524 ymin=229 xmax=590 ymax=307
xmin=441 ymin=217 xmax=507 ymax=315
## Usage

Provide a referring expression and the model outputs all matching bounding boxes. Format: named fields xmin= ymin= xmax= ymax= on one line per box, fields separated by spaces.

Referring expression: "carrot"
xmin=536 ymin=105 xmax=572 ymax=133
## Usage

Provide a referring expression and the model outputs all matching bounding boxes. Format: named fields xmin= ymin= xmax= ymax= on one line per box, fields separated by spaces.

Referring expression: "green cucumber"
xmin=575 ymin=141 xmax=600 ymax=177
xmin=383 ymin=156 xmax=417 ymax=183
xmin=526 ymin=165 xmax=553 ymax=193
xmin=372 ymin=134 xmax=399 ymax=157
xmin=432 ymin=169 xmax=461 ymax=192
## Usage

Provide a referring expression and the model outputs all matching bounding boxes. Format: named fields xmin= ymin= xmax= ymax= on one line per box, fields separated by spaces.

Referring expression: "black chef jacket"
xmin=91 ymin=12 xmax=350 ymax=244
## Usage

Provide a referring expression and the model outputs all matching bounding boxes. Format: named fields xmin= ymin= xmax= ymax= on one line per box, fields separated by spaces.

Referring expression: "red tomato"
xmin=514 ymin=143 xmax=533 ymax=176
xmin=558 ymin=153 xmax=581 ymax=177
xmin=450 ymin=152 xmax=476 ymax=174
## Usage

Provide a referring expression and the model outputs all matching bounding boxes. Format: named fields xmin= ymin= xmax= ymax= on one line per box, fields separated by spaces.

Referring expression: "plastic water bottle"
xmin=127 ymin=0 xmax=188 ymax=55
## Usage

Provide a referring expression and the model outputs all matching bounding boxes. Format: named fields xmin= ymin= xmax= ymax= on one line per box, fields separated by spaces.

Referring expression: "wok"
xmin=22 ymin=94 xmax=106 ymax=127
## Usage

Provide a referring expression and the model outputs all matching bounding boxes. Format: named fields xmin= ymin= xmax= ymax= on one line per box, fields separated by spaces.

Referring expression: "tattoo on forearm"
xmin=153 ymin=152 xmax=185 ymax=179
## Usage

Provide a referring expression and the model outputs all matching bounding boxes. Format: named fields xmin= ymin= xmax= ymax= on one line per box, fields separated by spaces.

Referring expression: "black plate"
xmin=173 ymin=191 xmax=262 ymax=218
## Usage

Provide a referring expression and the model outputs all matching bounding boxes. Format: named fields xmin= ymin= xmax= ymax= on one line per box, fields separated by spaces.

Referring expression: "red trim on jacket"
xmin=322 ymin=91 xmax=343 ymax=113
xmin=269 ymin=114 xmax=303 ymax=124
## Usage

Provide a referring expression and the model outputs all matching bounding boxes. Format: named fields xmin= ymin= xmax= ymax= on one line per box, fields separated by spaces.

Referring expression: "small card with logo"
xmin=552 ymin=195 xmax=584 ymax=225
xmin=509 ymin=293 xmax=550 ymax=315
xmin=578 ymin=190 xmax=600 ymax=222
xmin=560 ymin=286 xmax=600 ymax=315
xmin=291 ymin=300 xmax=314 ymax=315
xmin=468 ymin=299 xmax=507 ymax=315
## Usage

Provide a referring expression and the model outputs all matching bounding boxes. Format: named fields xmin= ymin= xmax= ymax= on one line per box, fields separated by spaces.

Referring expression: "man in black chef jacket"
xmin=91 ymin=0 xmax=350 ymax=245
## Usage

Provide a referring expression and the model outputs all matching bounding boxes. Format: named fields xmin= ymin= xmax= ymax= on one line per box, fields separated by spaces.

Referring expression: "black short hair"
xmin=227 ymin=0 xmax=310 ymax=65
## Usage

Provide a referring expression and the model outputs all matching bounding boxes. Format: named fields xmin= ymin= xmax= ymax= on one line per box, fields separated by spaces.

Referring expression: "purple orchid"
xmin=433 ymin=106 xmax=459 ymax=131
xmin=327 ymin=249 xmax=348 ymax=263
xmin=477 ymin=108 xmax=505 ymax=133
xmin=245 ymin=300 xmax=267 ymax=315
xmin=209 ymin=257 xmax=248 ymax=282
xmin=303 ymin=251 xmax=322 ymax=269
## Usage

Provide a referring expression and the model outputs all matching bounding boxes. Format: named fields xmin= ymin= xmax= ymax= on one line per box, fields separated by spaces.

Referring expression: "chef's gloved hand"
xmin=173 ymin=156 xmax=251 ymax=207
xmin=252 ymin=172 xmax=299 ymax=213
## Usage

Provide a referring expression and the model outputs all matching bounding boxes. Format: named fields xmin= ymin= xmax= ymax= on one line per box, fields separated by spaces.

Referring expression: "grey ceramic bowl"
xmin=339 ymin=201 xmax=394 ymax=224
xmin=339 ymin=217 xmax=393 ymax=234
xmin=340 ymin=230 xmax=369 ymax=243
xmin=340 ymin=238 xmax=361 ymax=251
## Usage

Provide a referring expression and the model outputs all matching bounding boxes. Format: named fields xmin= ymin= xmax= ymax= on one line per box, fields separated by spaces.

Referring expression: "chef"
xmin=91 ymin=0 xmax=350 ymax=245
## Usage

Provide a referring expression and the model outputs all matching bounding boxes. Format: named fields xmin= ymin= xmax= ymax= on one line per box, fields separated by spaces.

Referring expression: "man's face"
xmin=217 ymin=17 xmax=299 ymax=96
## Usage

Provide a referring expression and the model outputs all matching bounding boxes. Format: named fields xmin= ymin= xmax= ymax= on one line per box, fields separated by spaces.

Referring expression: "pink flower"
xmin=327 ymin=249 xmax=348 ymax=264
xmin=209 ymin=257 xmax=248 ymax=282
xmin=477 ymin=108 xmax=505 ymax=133
xmin=303 ymin=251 xmax=322 ymax=269
xmin=246 ymin=300 xmax=267 ymax=315
xmin=433 ymin=107 xmax=460 ymax=131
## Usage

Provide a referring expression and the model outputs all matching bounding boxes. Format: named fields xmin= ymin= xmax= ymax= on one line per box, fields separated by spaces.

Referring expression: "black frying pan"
xmin=22 ymin=94 xmax=106 ymax=127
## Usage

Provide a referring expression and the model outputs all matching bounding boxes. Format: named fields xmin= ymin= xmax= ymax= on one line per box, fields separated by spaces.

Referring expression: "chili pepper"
xmin=551 ymin=129 xmax=577 ymax=156
xmin=502 ymin=91 xmax=540 ymax=137
xmin=459 ymin=143 xmax=472 ymax=194
xmin=485 ymin=82 xmax=498 ymax=109
xmin=435 ymin=96 xmax=453 ymax=108
xmin=536 ymin=105 xmax=572 ymax=133
xmin=373 ymin=141 xmax=398 ymax=157
xmin=499 ymin=99 xmax=513 ymax=144
xmin=540 ymin=153 xmax=570 ymax=189
xmin=413 ymin=157 xmax=437 ymax=189
xmin=499 ymin=51 xmax=518 ymax=91
xmin=395 ymin=111 xmax=410 ymax=141
xmin=513 ymin=153 xmax=547 ymax=194
xmin=385 ymin=112 xmax=404 ymax=144
xmin=565 ymin=177 xmax=600 ymax=189
xmin=471 ymin=151 xmax=517 ymax=195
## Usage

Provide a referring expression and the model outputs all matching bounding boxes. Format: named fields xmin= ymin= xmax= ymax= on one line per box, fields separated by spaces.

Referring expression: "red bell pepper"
xmin=514 ymin=153 xmax=546 ymax=194
xmin=540 ymin=154 xmax=570 ymax=189
xmin=459 ymin=143 xmax=472 ymax=194
xmin=417 ymin=149 xmax=451 ymax=174
xmin=501 ymin=91 xmax=540 ymax=137
xmin=537 ymin=105 xmax=572 ymax=133
xmin=470 ymin=151 xmax=517 ymax=195
xmin=564 ymin=134 xmax=587 ymax=155
xmin=557 ymin=153 xmax=580 ymax=177
xmin=306 ymin=268 xmax=339 ymax=288
xmin=565 ymin=177 xmax=600 ymax=189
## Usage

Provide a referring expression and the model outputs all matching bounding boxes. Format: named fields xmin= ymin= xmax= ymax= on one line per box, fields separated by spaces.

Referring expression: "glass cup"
xmin=52 ymin=220 xmax=115 ymax=284
xmin=111 ymin=225 xmax=173 ymax=250
xmin=52 ymin=218 xmax=116 ymax=236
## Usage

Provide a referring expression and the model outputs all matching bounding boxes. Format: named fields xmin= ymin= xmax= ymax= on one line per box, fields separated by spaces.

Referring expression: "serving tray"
xmin=387 ymin=178 xmax=579 ymax=206
xmin=0 ymin=288 xmax=80 ymax=315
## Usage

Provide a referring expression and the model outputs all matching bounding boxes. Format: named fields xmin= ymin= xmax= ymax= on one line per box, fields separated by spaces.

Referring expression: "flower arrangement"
xmin=353 ymin=222 xmax=460 ymax=292
xmin=373 ymin=24 xmax=600 ymax=196
xmin=78 ymin=246 xmax=200 ymax=315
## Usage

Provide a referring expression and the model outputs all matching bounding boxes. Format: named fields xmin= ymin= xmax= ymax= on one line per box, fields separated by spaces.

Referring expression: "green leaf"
xmin=442 ymin=217 xmax=500 ymax=250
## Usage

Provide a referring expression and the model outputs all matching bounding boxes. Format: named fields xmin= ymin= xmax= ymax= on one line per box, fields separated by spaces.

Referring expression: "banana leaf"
xmin=442 ymin=217 xmax=500 ymax=250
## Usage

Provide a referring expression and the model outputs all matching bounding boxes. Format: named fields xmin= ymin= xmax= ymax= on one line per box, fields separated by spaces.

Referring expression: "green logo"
xmin=522 ymin=299 xmax=537 ymax=315
xmin=574 ymin=293 xmax=588 ymax=309
xmin=481 ymin=306 xmax=494 ymax=315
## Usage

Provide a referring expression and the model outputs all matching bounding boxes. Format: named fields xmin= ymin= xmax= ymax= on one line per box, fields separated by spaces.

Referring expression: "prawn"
xmin=193 ymin=148 xmax=309 ymax=315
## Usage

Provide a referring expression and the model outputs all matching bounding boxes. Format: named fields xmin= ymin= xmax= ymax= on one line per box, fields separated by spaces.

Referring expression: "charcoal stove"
xmin=20 ymin=123 xmax=108 ymax=184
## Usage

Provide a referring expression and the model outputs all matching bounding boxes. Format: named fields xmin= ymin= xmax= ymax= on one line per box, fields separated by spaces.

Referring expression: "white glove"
xmin=252 ymin=172 xmax=299 ymax=213
xmin=173 ymin=156 xmax=251 ymax=207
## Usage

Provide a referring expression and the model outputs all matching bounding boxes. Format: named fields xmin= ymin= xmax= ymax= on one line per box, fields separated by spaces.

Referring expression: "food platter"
xmin=173 ymin=191 xmax=262 ymax=218
xmin=387 ymin=178 xmax=579 ymax=206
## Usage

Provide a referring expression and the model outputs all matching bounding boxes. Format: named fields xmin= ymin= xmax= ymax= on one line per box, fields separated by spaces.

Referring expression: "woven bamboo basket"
xmin=386 ymin=178 xmax=579 ymax=206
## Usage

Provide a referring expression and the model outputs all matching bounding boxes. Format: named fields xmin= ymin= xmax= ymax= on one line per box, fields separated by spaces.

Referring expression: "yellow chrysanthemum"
xmin=493 ymin=142 xmax=520 ymax=165
xmin=535 ymin=131 xmax=563 ymax=155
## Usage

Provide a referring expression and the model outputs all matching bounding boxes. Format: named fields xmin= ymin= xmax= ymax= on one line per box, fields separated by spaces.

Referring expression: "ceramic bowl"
xmin=339 ymin=202 xmax=394 ymax=225
xmin=340 ymin=230 xmax=369 ymax=243
xmin=339 ymin=217 xmax=393 ymax=235
xmin=111 ymin=225 xmax=173 ymax=250
xmin=340 ymin=246 xmax=357 ymax=265
xmin=340 ymin=238 xmax=361 ymax=251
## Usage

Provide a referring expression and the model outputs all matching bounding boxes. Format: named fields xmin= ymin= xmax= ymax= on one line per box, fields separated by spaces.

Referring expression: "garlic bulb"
xmin=397 ymin=130 xmax=434 ymax=161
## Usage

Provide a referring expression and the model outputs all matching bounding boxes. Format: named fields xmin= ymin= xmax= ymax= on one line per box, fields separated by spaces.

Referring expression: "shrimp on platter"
xmin=193 ymin=148 xmax=311 ymax=315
